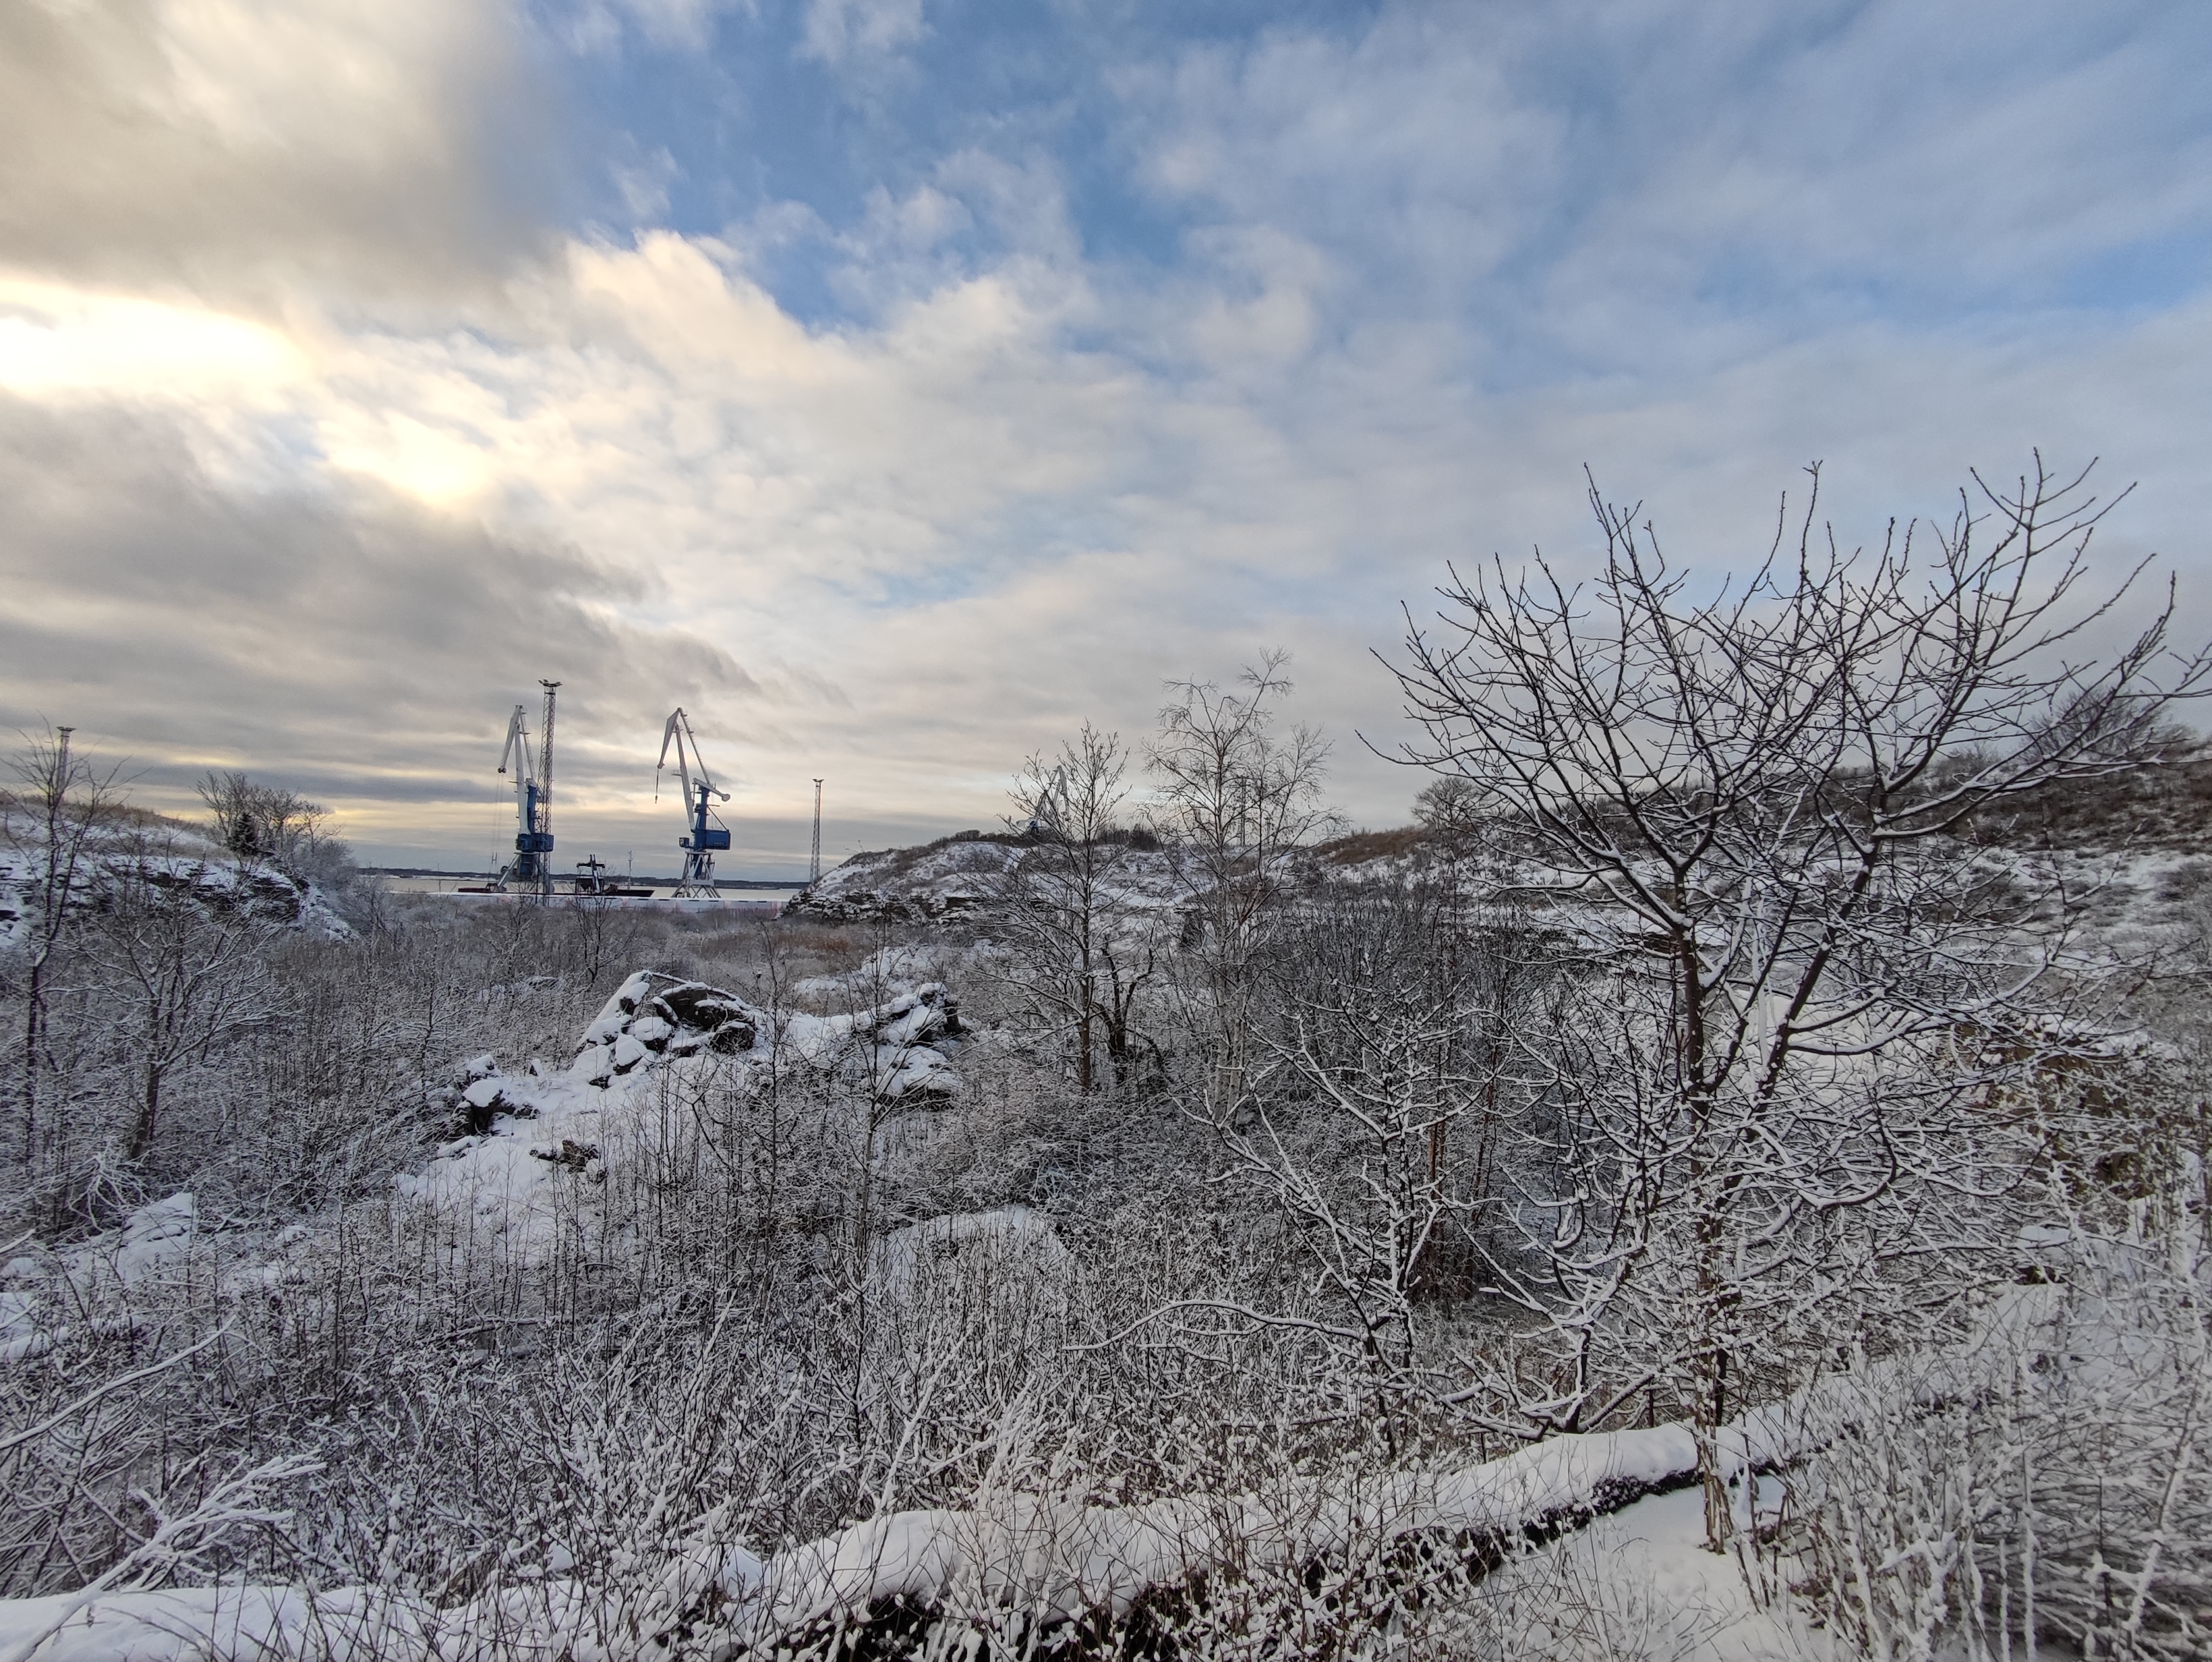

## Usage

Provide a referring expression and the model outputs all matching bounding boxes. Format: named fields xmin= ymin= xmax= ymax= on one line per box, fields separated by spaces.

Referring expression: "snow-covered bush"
xmin=1787 ymin=1173 xmax=2211 ymax=1661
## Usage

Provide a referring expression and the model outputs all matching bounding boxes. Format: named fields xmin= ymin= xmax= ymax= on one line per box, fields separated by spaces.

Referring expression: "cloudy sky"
xmin=3 ymin=0 xmax=2209 ymax=877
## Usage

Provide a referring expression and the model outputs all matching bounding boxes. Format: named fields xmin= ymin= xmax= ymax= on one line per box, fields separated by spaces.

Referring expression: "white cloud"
xmin=0 ymin=0 xmax=543 ymax=304
xmin=0 ymin=275 xmax=304 ymax=400
xmin=612 ymin=147 xmax=679 ymax=223
xmin=798 ymin=0 xmax=923 ymax=65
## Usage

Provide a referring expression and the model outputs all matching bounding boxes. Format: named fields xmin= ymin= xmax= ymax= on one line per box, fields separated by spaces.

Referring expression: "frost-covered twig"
xmin=0 ymin=1324 xmax=229 ymax=1460
xmin=0 ymin=1453 xmax=318 ymax=1662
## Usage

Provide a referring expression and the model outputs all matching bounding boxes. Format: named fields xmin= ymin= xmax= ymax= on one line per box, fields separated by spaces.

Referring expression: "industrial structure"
xmin=1026 ymin=766 xmax=1066 ymax=838
xmin=473 ymin=691 xmax=812 ymax=905
xmin=656 ymin=708 xmax=732 ymax=899
xmin=495 ymin=680 xmax=560 ymax=895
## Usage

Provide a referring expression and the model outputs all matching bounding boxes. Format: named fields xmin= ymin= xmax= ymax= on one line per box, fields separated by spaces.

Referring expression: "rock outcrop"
xmin=571 ymin=972 xmax=761 ymax=1086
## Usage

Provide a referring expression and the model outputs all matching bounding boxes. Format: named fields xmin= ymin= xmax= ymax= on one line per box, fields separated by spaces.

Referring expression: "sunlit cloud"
xmin=0 ymin=276 xmax=304 ymax=401
xmin=1 ymin=0 xmax=2208 ymax=876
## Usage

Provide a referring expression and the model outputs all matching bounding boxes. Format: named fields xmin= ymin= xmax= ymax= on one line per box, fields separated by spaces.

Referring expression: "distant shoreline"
xmin=361 ymin=866 xmax=803 ymax=890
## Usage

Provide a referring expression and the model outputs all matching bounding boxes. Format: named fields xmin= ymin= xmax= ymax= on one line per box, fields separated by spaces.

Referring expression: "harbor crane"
xmin=1026 ymin=765 xmax=1067 ymax=838
xmin=656 ymin=707 xmax=731 ymax=899
xmin=496 ymin=680 xmax=560 ymax=896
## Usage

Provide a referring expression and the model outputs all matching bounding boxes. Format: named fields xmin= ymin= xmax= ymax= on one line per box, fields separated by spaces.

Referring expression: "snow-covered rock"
xmin=788 ymin=832 xmax=1190 ymax=923
xmin=0 ymin=848 xmax=353 ymax=948
xmin=393 ymin=968 xmax=970 ymax=1259
xmin=569 ymin=973 xmax=760 ymax=1085
xmin=784 ymin=981 xmax=964 ymax=1101
xmin=787 ymin=834 xmax=1026 ymax=922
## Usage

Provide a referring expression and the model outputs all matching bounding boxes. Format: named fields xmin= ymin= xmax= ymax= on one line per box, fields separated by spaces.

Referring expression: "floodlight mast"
xmin=810 ymin=779 xmax=823 ymax=884
xmin=656 ymin=707 xmax=731 ymax=898
xmin=537 ymin=681 xmax=558 ymax=899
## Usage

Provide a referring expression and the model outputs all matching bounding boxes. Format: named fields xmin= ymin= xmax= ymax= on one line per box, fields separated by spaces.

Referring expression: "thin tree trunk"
xmin=129 ymin=1060 xmax=165 ymax=1164
xmin=18 ymin=961 xmax=45 ymax=1162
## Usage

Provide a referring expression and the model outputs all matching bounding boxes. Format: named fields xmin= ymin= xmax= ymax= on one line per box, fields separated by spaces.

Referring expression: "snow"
xmin=0 ymin=1584 xmax=413 ymax=1662
xmin=0 ymin=1423 xmax=1728 ymax=1661
xmin=0 ymin=1195 xmax=200 ymax=1362
xmin=1483 ymin=1484 xmax=1820 ymax=1661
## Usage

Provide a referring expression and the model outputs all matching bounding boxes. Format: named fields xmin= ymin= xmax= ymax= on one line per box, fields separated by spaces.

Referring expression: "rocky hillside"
xmin=784 ymin=826 xmax=1425 ymax=924
xmin=788 ymin=745 xmax=2212 ymax=929
xmin=0 ymin=820 xmax=356 ymax=946
xmin=786 ymin=829 xmax=1190 ymax=923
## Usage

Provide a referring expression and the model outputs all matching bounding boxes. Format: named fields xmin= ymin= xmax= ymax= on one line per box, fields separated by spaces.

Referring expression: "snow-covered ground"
xmin=0 ymin=1193 xmax=202 ymax=1364
xmin=1480 ymin=1483 xmax=1820 ymax=1661
xmin=0 ymin=939 xmax=1822 ymax=1662
xmin=6 ymin=812 xmax=2202 ymax=1659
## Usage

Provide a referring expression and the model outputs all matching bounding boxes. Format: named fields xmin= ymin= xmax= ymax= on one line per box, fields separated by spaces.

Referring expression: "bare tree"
xmin=1222 ymin=971 xmax=1490 ymax=1455
xmin=4 ymin=728 xmax=123 ymax=1164
xmin=995 ymin=724 xmax=1159 ymax=1095
xmin=558 ymin=890 xmax=643 ymax=994
xmin=82 ymin=840 xmax=282 ymax=1163
xmin=1387 ymin=456 xmax=2210 ymax=1545
xmin=1149 ymin=654 xmax=1335 ymax=1118
xmin=197 ymin=771 xmax=331 ymax=871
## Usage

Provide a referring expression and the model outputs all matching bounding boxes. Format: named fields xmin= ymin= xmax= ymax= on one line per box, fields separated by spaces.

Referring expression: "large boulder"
xmin=569 ymin=973 xmax=765 ymax=1088
xmin=782 ymin=982 xmax=965 ymax=1104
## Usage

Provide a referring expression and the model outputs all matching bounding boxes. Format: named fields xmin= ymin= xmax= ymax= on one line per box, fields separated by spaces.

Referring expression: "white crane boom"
xmin=498 ymin=704 xmax=534 ymax=784
xmin=1028 ymin=765 xmax=1068 ymax=835
xmin=656 ymin=708 xmax=729 ymax=805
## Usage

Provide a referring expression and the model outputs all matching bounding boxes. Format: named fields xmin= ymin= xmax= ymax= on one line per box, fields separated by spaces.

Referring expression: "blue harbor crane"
xmin=1026 ymin=765 xmax=1067 ymax=838
xmin=496 ymin=680 xmax=560 ymax=896
xmin=656 ymin=707 xmax=731 ymax=899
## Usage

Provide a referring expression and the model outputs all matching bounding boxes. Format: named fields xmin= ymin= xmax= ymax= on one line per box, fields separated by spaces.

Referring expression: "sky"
xmin=3 ymin=0 xmax=2210 ymax=879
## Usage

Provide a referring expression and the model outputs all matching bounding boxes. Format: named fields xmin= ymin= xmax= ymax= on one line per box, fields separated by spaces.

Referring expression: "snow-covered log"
xmin=0 ymin=1419 xmax=1744 ymax=1661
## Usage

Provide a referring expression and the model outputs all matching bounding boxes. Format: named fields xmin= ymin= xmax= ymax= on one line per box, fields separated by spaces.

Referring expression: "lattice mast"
xmin=656 ymin=708 xmax=731 ymax=898
xmin=535 ymin=681 xmax=558 ymax=896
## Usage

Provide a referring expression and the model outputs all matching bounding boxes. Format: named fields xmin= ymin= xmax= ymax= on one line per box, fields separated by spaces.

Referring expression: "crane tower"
xmin=496 ymin=680 xmax=560 ymax=896
xmin=656 ymin=708 xmax=731 ymax=899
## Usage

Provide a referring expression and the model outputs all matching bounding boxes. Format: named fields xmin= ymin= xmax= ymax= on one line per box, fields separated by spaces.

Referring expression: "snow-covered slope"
xmin=785 ymin=829 xmax=1416 ymax=924
xmin=0 ymin=846 xmax=354 ymax=947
